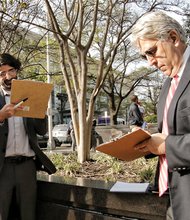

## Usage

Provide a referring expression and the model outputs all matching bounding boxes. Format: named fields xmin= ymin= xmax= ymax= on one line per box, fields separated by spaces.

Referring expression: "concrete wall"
xmin=37 ymin=174 xmax=169 ymax=220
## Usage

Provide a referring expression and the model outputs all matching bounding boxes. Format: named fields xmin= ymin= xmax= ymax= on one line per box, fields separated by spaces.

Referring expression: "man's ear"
xmin=171 ymin=35 xmax=176 ymax=43
xmin=169 ymin=30 xmax=180 ymax=45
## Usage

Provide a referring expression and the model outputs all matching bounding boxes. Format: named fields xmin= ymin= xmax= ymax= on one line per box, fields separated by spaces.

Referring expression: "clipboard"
xmin=96 ymin=129 xmax=151 ymax=161
xmin=10 ymin=79 xmax=53 ymax=119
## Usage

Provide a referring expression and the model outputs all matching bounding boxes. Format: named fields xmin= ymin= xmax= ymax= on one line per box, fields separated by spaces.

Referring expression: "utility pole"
xmin=46 ymin=14 xmax=55 ymax=151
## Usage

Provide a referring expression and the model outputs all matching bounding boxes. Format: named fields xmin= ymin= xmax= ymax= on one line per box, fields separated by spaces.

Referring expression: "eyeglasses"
xmin=140 ymin=40 xmax=159 ymax=60
xmin=0 ymin=68 xmax=17 ymax=77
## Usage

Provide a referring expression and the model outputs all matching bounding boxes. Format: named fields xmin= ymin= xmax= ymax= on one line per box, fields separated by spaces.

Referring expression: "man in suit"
xmin=131 ymin=11 xmax=190 ymax=219
xmin=0 ymin=53 xmax=56 ymax=220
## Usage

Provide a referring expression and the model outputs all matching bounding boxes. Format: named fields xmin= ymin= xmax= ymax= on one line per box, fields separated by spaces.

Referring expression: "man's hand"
xmin=0 ymin=103 xmax=15 ymax=122
xmin=134 ymin=133 xmax=167 ymax=155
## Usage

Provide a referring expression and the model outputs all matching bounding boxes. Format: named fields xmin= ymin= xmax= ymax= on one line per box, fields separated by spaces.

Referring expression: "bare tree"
xmin=43 ymin=0 xmax=136 ymax=162
xmin=102 ymin=67 xmax=156 ymax=124
xmin=138 ymin=71 xmax=166 ymax=116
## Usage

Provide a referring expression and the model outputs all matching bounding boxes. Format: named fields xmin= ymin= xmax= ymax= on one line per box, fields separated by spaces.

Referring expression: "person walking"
xmin=68 ymin=120 xmax=76 ymax=151
xmin=127 ymin=95 xmax=144 ymax=131
xmin=137 ymin=101 xmax=147 ymax=130
xmin=131 ymin=11 xmax=190 ymax=219
xmin=0 ymin=53 xmax=56 ymax=220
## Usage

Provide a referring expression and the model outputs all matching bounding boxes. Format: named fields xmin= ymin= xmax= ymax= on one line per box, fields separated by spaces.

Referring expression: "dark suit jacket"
xmin=128 ymin=102 xmax=143 ymax=126
xmin=157 ymin=55 xmax=190 ymax=219
xmin=0 ymin=89 xmax=56 ymax=175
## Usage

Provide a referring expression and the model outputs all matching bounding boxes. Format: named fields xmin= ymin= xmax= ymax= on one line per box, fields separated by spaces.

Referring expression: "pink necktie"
xmin=159 ymin=75 xmax=179 ymax=197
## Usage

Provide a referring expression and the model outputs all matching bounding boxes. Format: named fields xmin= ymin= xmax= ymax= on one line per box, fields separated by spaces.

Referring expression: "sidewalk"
xmin=42 ymin=144 xmax=72 ymax=154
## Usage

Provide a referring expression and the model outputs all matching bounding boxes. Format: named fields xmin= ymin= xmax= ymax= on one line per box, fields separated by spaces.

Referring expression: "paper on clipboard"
xmin=96 ymin=129 xmax=151 ymax=161
xmin=10 ymin=79 xmax=53 ymax=119
xmin=110 ymin=181 xmax=150 ymax=193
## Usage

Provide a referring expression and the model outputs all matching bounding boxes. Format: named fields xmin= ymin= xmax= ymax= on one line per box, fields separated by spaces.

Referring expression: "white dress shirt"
xmin=3 ymin=90 xmax=35 ymax=157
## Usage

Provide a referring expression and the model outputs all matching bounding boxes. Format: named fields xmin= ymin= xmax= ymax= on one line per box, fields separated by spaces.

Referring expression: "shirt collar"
xmin=1 ymin=86 xmax=11 ymax=96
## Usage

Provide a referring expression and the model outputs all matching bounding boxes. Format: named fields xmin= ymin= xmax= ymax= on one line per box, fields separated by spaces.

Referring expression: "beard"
xmin=0 ymin=76 xmax=17 ymax=91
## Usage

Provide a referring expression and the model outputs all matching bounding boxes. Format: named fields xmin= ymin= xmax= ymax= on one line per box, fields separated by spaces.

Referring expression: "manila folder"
xmin=10 ymin=79 xmax=53 ymax=119
xmin=96 ymin=129 xmax=151 ymax=161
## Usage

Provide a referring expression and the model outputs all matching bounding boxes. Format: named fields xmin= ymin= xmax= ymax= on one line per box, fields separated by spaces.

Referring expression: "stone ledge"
xmin=37 ymin=174 xmax=169 ymax=220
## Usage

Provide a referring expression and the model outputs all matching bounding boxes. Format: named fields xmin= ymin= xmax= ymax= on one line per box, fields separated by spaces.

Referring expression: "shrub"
xmin=46 ymin=152 xmax=158 ymax=184
xmin=144 ymin=114 xmax=157 ymax=123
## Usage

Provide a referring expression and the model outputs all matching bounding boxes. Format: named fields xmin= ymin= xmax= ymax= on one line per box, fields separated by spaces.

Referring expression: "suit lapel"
xmin=0 ymin=88 xmax=8 ymax=132
xmin=168 ymin=56 xmax=190 ymax=134
xmin=0 ymin=89 xmax=6 ymax=108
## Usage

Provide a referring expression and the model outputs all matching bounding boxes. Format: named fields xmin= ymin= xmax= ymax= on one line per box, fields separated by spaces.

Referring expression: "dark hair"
xmin=92 ymin=119 xmax=97 ymax=126
xmin=130 ymin=95 xmax=138 ymax=102
xmin=0 ymin=53 xmax=21 ymax=70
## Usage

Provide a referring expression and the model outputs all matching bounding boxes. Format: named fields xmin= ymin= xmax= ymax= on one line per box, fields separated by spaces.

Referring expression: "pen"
xmin=13 ymin=98 xmax=28 ymax=109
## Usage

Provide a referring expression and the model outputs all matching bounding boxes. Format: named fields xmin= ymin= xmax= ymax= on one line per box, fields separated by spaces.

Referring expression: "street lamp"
xmin=46 ymin=15 xmax=55 ymax=151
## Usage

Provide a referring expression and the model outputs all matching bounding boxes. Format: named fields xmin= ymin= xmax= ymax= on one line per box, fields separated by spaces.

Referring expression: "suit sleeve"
xmin=32 ymin=116 xmax=48 ymax=136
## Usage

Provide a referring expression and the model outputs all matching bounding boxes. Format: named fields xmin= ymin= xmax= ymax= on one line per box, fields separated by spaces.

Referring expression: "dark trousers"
xmin=0 ymin=158 xmax=37 ymax=220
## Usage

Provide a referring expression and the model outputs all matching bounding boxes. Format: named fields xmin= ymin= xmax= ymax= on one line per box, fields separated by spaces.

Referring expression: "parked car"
xmin=37 ymin=133 xmax=60 ymax=148
xmin=52 ymin=124 xmax=70 ymax=144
